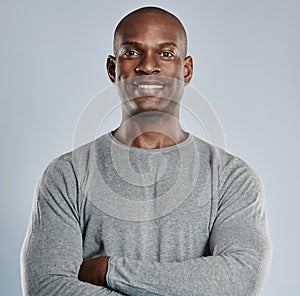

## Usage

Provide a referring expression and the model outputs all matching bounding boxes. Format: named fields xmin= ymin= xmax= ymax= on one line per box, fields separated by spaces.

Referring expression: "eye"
xmin=124 ymin=50 xmax=139 ymax=56
xmin=160 ymin=51 xmax=175 ymax=59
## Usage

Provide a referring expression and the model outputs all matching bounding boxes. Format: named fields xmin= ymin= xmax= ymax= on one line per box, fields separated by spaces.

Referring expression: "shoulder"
xmin=41 ymin=134 xmax=109 ymax=188
xmin=191 ymin=134 xmax=264 ymax=195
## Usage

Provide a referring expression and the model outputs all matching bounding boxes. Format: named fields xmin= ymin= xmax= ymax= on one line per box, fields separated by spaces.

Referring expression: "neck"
xmin=111 ymin=112 xmax=188 ymax=149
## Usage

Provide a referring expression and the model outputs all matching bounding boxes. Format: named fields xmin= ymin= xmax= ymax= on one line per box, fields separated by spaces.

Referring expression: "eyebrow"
xmin=120 ymin=41 xmax=141 ymax=47
xmin=120 ymin=41 xmax=179 ymax=48
xmin=158 ymin=42 xmax=178 ymax=48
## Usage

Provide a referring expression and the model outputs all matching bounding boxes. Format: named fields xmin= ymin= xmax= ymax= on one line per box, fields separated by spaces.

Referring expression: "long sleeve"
xmin=105 ymin=156 xmax=272 ymax=296
xmin=20 ymin=156 xmax=124 ymax=296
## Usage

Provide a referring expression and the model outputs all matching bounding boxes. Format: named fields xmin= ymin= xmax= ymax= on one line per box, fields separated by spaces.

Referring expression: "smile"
xmin=137 ymin=84 xmax=164 ymax=89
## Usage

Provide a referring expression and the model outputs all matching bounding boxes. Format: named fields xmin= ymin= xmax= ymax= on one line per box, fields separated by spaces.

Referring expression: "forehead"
xmin=115 ymin=12 xmax=185 ymax=49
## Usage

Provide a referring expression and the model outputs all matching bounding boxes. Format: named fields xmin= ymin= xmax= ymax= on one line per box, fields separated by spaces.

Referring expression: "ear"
xmin=106 ymin=55 xmax=116 ymax=83
xmin=184 ymin=56 xmax=193 ymax=85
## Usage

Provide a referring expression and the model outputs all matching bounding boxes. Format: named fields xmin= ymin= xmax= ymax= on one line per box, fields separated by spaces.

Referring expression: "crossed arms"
xmin=21 ymin=154 xmax=272 ymax=295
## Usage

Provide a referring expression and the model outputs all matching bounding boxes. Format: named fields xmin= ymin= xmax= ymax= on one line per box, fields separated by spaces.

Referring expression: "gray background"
xmin=1 ymin=0 xmax=299 ymax=294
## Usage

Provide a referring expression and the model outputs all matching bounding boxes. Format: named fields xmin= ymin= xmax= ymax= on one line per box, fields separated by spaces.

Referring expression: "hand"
xmin=78 ymin=256 xmax=110 ymax=286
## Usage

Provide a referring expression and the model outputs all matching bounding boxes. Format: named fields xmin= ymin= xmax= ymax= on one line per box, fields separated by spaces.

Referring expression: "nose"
xmin=135 ymin=54 xmax=161 ymax=75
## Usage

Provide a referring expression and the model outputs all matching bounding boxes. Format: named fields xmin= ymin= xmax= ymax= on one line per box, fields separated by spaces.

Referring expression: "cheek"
xmin=165 ymin=66 xmax=185 ymax=80
xmin=115 ymin=60 xmax=138 ymax=80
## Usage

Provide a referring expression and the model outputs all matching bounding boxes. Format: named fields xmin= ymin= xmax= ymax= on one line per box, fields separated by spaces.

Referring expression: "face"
xmin=107 ymin=12 xmax=193 ymax=116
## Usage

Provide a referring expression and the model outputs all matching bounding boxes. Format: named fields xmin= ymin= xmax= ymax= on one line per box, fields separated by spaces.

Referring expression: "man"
xmin=21 ymin=6 xmax=272 ymax=296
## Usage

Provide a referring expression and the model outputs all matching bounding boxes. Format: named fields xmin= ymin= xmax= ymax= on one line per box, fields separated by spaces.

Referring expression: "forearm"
xmin=106 ymin=249 xmax=271 ymax=296
xmin=21 ymin=270 xmax=125 ymax=296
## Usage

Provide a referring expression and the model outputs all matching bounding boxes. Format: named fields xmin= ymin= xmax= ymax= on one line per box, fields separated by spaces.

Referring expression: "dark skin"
xmin=78 ymin=8 xmax=193 ymax=287
xmin=108 ymin=9 xmax=193 ymax=149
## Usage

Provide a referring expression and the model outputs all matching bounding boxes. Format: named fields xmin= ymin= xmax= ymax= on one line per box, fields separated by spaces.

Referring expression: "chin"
xmin=129 ymin=103 xmax=178 ymax=119
xmin=135 ymin=96 xmax=169 ymax=110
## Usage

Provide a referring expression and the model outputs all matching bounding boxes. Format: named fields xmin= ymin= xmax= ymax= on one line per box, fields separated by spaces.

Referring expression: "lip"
xmin=132 ymin=76 xmax=168 ymax=86
xmin=134 ymin=86 xmax=164 ymax=97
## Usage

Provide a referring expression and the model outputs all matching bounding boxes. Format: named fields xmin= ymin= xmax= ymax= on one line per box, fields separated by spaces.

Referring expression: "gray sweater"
xmin=20 ymin=132 xmax=272 ymax=295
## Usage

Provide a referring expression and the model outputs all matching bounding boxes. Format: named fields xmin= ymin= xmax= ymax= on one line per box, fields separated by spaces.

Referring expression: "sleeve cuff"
xmin=106 ymin=256 xmax=116 ymax=289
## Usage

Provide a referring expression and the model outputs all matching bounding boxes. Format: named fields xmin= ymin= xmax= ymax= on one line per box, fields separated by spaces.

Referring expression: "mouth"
xmin=132 ymin=78 xmax=166 ymax=97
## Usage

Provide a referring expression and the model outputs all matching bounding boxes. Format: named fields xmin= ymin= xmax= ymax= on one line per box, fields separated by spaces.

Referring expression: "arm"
xmin=20 ymin=157 xmax=125 ymax=296
xmin=102 ymin=158 xmax=272 ymax=296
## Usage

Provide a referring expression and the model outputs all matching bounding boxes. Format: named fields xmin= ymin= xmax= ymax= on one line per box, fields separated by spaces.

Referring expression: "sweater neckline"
xmin=107 ymin=131 xmax=192 ymax=153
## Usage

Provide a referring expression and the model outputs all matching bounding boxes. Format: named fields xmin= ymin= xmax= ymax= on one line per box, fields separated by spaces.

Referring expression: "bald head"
xmin=113 ymin=7 xmax=188 ymax=57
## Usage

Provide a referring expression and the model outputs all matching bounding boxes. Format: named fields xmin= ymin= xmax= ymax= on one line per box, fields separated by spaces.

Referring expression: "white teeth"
xmin=138 ymin=84 xmax=163 ymax=89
